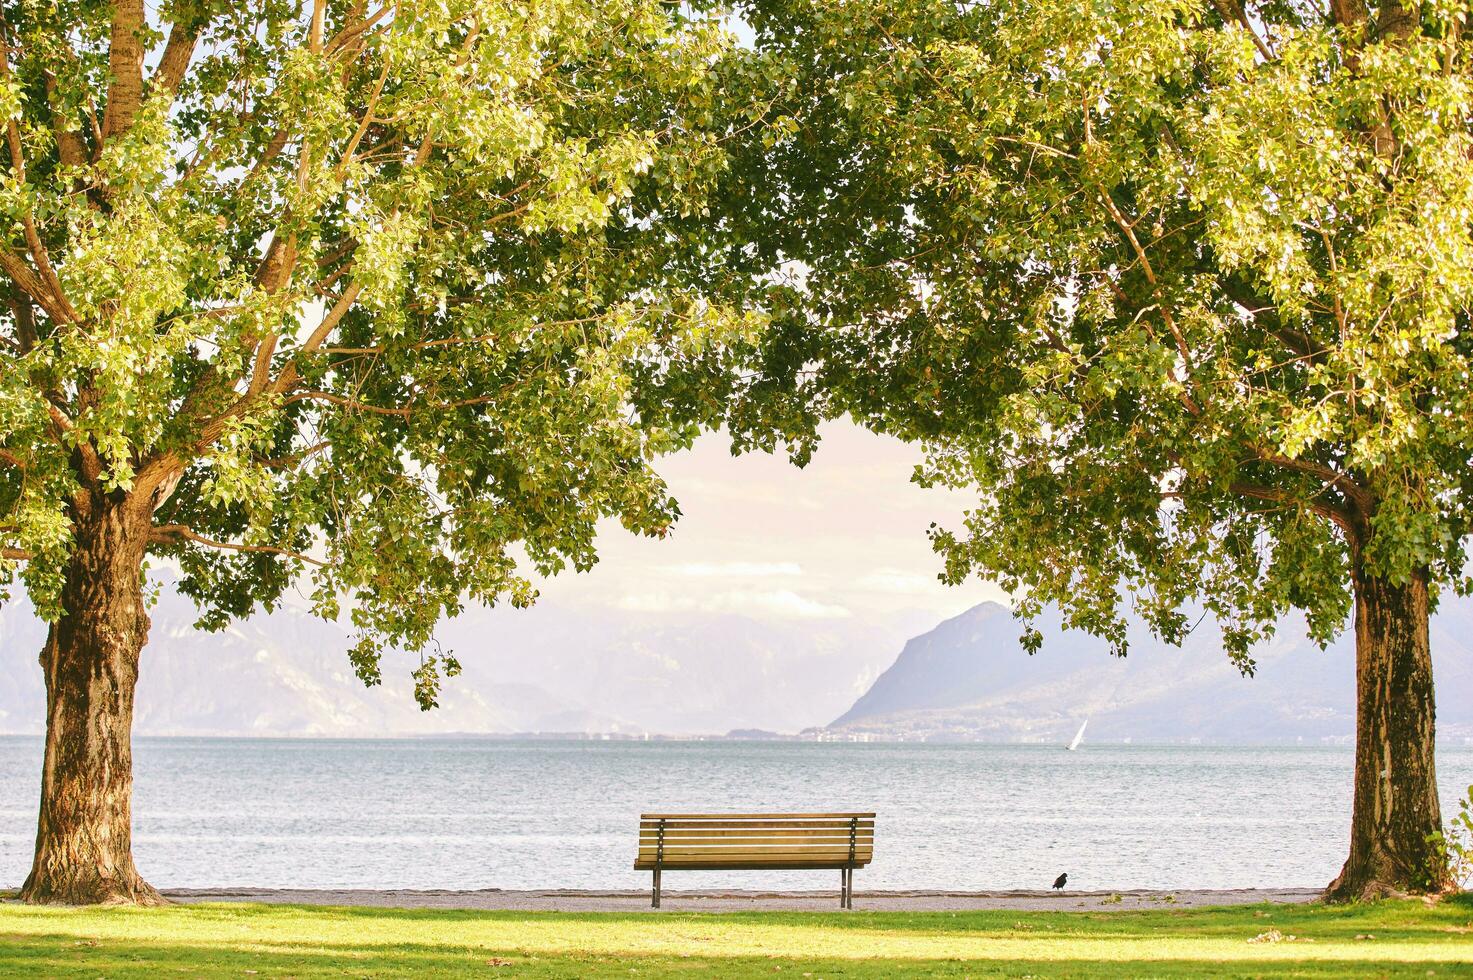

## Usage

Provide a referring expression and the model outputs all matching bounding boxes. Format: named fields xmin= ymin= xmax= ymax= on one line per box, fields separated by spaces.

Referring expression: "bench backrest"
xmin=636 ymin=812 xmax=875 ymax=869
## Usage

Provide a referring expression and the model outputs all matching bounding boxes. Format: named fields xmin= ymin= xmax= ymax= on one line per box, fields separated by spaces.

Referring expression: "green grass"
xmin=1 ymin=896 xmax=1471 ymax=978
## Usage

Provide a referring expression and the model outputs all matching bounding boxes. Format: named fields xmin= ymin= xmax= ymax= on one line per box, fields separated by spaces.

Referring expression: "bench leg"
xmin=652 ymin=869 xmax=661 ymax=909
xmin=839 ymin=868 xmax=848 ymax=910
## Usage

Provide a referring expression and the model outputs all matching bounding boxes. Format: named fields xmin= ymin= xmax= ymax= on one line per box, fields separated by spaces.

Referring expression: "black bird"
xmin=1052 ymin=873 xmax=1068 ymax=890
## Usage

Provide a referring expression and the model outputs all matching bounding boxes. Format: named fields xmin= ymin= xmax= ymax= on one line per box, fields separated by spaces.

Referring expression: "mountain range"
xmin=5 ymin=580 xmax=1471 ymax=742
xmin=828 ymin=599 xmax=1473 ymax=743
xmin=0 ymin=579 xmax=898 ymax=737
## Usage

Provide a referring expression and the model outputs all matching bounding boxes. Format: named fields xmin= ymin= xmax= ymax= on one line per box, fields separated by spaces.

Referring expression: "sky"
xmin=0 ymin=418 xmax=1015 ymax=737
xmin=533 ymin=16 xmax=1007 ymax=632
xmin=525 ymin=420 xmax=1007 ymax=634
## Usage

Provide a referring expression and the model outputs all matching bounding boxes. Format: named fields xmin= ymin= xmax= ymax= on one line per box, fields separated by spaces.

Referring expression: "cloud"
xmin=674 ymin=477 xmax=825 ymax=511
xmin=613 ymin=592 xmax=686 ymax=614
xmin=855 ymin=569 xmax=945 ymax=595
xmin=667 ymin=561 xmax=803 ymax=579
xmin=614 ymin=588 xmax=851 ymax=620
xmin=740 ymin=590 xmax=851 ymax=620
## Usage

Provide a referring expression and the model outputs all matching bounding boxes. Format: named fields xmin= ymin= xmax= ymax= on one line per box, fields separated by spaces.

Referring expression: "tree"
xmin=730 ymin=0 xmax=1471 ymax=899
xmin=0 ymin=0 xmax=758 ymax=905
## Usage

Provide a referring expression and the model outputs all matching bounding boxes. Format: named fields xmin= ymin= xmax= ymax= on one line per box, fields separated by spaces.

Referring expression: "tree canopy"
xmin=725 ymin=0 xmax=1470 ymax=897
xmin=0 ymin=0 xmax=762 ymax=703
xmin=732 ymin=0 xmax=1473 ymax=660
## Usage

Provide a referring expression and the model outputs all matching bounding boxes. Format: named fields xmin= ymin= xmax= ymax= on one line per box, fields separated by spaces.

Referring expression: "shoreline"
xmin=153 ymin=886 xmax=1325 ymax=912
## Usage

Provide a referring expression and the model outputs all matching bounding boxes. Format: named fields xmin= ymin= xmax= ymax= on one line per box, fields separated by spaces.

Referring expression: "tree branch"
xmin=1329 ymin=0 xmax=1368 ymax=29
xmin=281 ymin=388 xmax=507 ymax=418
xmin=256 ymin=441 xmax=331 ymax=470
xmin=0 ymin=20 xmax=74 ymax=320
xmin=299 ymin=282 xmax=362 ymax=357
xmin=256 ymin=280 xmax=362 ymax=401
xmin=0 ymin=250 xmax=71 ymax=324
xmin=1216 ymin=273 xmax=1322 ymax=361
xmin=176 ymin=22 xmax=453 ymax=464
xmin=255 ymin=231 xmax=299 ymax=292
xmin=1230 ymin=480 xmax=1354 ymax=534
xmin=1 ymin=546 xmax=31 ymax=561
xmin=1098 ymin=189 xmax=1194 ymax=373
xmin=150 ymin=523 xmax=329 ymax=567
xmin=100 ymin=0 xmax=146 ymax=140
xmin=324 ymin=3 xmax=394 ymax=57
xmin=1245 ymin=445 xmax=1369 ymax=508
xmin=1210 ymin=0 xmax=1276 ymax=60
xmin=6 ymin=291 xmax=37 ymax=352
xmin=44 ymin=73 xmax=89 ymax=169
xmin=153 ymin=19 xmax=201 ymax=95
xmin=318 ymin=312 xmax=614 ymax=356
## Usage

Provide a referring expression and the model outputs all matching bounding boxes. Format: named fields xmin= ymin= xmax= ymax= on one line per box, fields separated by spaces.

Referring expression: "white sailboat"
xmin=1066 ymin=718 xmax=1088 ymax=751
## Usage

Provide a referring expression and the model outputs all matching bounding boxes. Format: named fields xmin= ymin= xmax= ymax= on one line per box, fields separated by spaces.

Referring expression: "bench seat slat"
xmin=636 ymin=819 xmax=866 ymax=825
xmin=638 ymin=845 xmax=873 ymax=856
xmin=639 ymin=845 xmax=875 ymax=855
xmin=641 ymin=818 xmax=873 ymax=826
xmin=639 ymin=840 xmax=872 ymax=850
xmin=636 ymin=860 xmax=868 ymax=871
xmin=639 ymin=848 xmax=866 ymax=854
xmin=638 ymin=856 xmax=873 ymax=867
xmin=641 ymin=830 xmax=868 ymax=838
xmin=639 ymin=850 xmax=869 ymax=855
xmin=640 ymin=824 xmax=873 ymax=833
xmin=640 ymin=812 xmax=874 ymax=820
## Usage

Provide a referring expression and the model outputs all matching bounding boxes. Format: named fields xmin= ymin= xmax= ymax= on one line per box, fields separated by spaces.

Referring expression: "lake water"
xmin=2 ymin=737 xmax=1470 ymax=893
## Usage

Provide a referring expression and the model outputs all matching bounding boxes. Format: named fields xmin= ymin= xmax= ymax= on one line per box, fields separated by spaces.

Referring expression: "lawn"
xmin=1 ymin=896 xmax=1471 ymax=978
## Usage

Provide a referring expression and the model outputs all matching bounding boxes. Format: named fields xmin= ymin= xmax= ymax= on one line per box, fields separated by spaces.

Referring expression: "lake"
xmin=2 ymin=737 xmax=1470 ymax=892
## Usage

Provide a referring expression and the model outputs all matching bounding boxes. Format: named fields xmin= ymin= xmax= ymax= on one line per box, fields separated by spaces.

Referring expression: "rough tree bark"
xmin=1326 ymin=559 xmax=1449 ymax=901
xmin=19 ymin=492 xmax=164 ymax=906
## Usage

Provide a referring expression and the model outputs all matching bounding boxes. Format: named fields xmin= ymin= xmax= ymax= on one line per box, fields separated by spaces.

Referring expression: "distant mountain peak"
xmin=1 ymin=582 xmax=906 ymax=737
xmin=830 ymin=598 xmax=1473 ymax=743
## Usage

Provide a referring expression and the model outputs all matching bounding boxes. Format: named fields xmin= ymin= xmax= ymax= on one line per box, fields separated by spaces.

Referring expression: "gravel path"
xmin=163 ymin=886 xmax=1323 ymax=913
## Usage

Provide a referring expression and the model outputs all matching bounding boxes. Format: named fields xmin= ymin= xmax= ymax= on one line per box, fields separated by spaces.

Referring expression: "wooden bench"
xmin=634 ymin=812 xmax=875 ymax=908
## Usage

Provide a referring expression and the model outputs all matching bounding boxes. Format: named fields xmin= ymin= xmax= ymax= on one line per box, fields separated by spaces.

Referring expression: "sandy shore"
xmin=162 ymin=886 xmax=1322 ymax=913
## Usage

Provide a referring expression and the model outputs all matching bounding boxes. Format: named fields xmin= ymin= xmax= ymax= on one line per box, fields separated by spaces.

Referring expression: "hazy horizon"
xmin=5 ymin=419 xmax=1471 ymax=743
xmin=1 ymin=421 xmax=1006 ymax=737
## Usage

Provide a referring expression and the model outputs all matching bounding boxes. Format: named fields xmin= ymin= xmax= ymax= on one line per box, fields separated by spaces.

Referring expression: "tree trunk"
xmin=19 ymin=496 xmax=164 ymax=906
xmin=1326 ymin=564 xmax=1448 ymax=901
